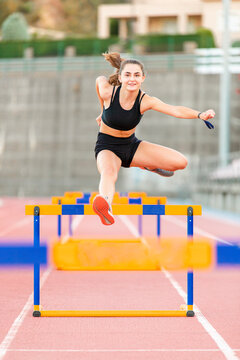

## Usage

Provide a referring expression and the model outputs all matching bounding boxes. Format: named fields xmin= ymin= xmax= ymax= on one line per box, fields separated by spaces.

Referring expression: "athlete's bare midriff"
xmin=99 ymin=121 xmax=136 ymax=138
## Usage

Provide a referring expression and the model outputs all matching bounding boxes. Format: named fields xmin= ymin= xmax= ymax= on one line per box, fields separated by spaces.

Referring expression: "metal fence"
xmin=0 ymin=49 xmax=240 ymax=74
xmin=0 ymin=54 xmax=195 ymax=73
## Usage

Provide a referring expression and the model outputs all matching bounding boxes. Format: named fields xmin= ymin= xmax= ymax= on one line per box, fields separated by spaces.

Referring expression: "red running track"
xmin=0 ymin=197 xmax=239 ymax=360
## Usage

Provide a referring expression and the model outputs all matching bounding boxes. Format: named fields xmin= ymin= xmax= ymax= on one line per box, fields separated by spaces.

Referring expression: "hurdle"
xmin=52 ymin=192 xmax=167 ymax=240
xmin=25 ymin=202 xmax=201 ymax=317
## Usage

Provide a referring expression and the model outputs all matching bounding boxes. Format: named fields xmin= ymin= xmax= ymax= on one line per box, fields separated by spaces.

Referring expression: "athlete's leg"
xmin=130 ymin=141 xmax=188 ymax=172
xmin=93 ymin=150 xmax=121 ymax=225
xmin=96 ymin=149 xmax=122 ymax=204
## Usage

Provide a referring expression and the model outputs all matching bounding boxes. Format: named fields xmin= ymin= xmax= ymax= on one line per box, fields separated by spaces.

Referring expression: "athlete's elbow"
xmin=96 ymin=76 xmax=101 ymax=85
xmin=173 ymin=107 xmax=184 ymax=118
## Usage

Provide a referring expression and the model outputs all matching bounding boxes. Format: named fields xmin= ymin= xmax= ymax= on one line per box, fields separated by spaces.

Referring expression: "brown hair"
xmin=102 ymin=52 xmax=145 ymax=86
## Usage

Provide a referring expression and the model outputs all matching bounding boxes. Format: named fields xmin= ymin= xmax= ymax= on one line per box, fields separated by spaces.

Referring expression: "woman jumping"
xmin=93 ymin=52 xmax=215 ymax=225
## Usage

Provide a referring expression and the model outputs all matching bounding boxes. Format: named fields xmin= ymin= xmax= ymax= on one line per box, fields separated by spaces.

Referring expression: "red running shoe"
xmin=93 ymin=195 xmax=115 ymax=225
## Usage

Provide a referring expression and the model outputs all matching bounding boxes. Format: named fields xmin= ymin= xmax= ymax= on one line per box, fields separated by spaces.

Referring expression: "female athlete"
xmin=93 ymin=52 xmax=215 ymax=225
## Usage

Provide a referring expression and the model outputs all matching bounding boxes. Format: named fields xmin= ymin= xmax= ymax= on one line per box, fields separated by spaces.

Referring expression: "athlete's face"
xmin=119 ymin=64 xmax=145 ymax=91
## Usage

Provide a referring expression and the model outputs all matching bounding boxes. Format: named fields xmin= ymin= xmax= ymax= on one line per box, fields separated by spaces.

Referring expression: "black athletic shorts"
xmin=94 ymin=132 xmax=142 ymax=168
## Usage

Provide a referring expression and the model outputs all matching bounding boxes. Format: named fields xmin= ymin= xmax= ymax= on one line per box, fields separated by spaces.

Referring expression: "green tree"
xmin=0 ymin=0 xmax=19 ymax=25
xmin=2 ymin=12 xmax=30 ymax=40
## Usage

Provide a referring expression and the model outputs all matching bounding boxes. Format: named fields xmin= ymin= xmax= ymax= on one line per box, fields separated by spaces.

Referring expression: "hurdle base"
xmin=33 ymin=311 xmax=41 ymax=317
xmin=34 ymin=310 xmax=189 ymax=317
xmin=186 ymin=310 xmax=195 ymax=317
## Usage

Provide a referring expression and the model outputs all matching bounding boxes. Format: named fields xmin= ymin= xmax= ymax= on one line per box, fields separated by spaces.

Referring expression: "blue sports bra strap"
xmin=110 ymin=86 xmax=116 ymax=104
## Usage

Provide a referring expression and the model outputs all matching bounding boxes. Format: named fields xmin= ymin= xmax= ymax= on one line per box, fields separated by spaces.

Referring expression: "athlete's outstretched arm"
xmin=144 ymin=95 xmax=215 ymax=127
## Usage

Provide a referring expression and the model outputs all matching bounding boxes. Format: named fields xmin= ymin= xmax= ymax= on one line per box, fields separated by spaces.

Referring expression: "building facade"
xmin=98 ymin=0 xmax=240 ymax=46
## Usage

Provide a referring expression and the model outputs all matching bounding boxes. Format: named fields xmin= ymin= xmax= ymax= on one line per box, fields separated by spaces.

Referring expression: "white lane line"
xmin=163 ymin=269 xmax=239 ymax=360
xmin=0 ymin=268 xmax=52 ymax=360
xmin=122 ymin=215 xmax=239 ymax=360
xmin=118 ymin=215 xmax=139 ymax=237
xmin=5 ymin=348 xmax=240 ymax=353
xmin=164 ymin=216 xmax=233 ymax=245
xmin=61 ymin=215 xmax=84 ymax=244
xmin=118 ymin=215 xmax=149 ymax=248
xmin=0 ymin=217 xmax=33 ymax=237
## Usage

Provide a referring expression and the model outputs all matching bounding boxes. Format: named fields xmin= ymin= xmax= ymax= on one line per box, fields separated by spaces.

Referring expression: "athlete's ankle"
xmin=99 ymin=194 xmax=112 ymax=211
xmin=104 ymin=196 xmax=112 ymax=212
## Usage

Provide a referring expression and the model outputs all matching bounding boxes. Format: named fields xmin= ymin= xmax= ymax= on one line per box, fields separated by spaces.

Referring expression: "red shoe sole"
xmin=93 ymin=196 xmax=115 ymax=226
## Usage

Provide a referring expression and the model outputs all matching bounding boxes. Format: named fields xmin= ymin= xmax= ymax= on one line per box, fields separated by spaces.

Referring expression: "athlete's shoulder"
xmin=96 ymin=76 xmax=113 ymax=100
xmin=96 ymin=76 xmax=111 ymax=89
xmin=139 ymin=93 xmax=155 ymax=113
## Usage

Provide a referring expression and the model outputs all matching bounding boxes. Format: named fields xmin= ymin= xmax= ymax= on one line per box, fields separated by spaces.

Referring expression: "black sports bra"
xmin=101 ymin=85 xmax=146 ymax=131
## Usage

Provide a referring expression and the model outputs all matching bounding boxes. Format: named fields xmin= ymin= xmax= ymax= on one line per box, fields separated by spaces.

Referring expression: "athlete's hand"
xmin=199 ymin=109 xmax=215 ymax=129
xmin=96 ymin=114 xmax=102 ymax=126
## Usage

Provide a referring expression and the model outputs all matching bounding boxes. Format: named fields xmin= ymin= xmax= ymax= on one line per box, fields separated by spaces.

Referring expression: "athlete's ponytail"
xmin=102 ymin=52 xmax=125 ymax=86
xmin=103 ymin=52 xmax=145 ymax=86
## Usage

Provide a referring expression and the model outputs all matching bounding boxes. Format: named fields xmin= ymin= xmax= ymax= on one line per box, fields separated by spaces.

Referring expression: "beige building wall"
xmin=98 ymin=0 xmax=240 ymax=47
xmin=202 ymin=0 xmax=240 ymax=46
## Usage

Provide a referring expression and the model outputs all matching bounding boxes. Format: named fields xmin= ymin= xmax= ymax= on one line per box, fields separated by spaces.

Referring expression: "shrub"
xmin=232 ymin=40 xmax=240 ymax=48
xmin=0 ymin=29 xmax=216 ymax=58
xmin=133 ymin=29 xmax=215 ymax=52
xmin=196 ymin=27 xmax=215 ymax=48
xmin=1 ymin=12 xmax=30 ymax=41
xmin=0 ymin=37 xmax=120 ymax=58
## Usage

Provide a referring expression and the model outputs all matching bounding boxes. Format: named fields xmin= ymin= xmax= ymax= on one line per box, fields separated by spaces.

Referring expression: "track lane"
xmin=0 ymin=198 xmax=239 ymax=360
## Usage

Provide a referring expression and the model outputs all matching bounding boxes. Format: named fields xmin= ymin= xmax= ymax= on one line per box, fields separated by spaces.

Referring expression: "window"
xmin=187 ymin=15 xmax=202 ymax=33
xmin=149 ymin=16 xmax=178 ymax=34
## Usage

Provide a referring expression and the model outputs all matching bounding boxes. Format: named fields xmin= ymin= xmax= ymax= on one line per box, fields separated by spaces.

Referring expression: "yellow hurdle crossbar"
xmin=64 ymin=191 xmax=84 ymax=198
xmin=52 ymin=196 xmax=76 ymax=205
xmin=26 ymin=204 xmax=202 ymax=216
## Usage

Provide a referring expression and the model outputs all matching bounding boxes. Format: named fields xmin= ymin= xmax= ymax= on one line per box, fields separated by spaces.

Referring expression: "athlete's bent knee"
xmin=169 ymin=156 xmax=188 ymax=171
xmin=101 ymin=167 xmax=118 ymax=182
xmin=178 ymin=157 xmax=188 ymax=170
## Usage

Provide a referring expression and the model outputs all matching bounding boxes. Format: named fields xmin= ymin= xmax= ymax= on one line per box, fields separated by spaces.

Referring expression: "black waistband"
xmin=98 ymin=132 xmax=135 ymax=142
